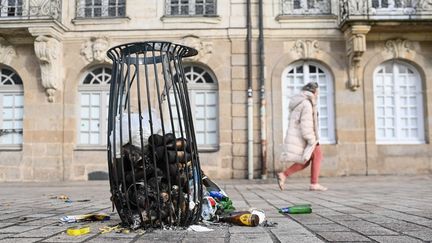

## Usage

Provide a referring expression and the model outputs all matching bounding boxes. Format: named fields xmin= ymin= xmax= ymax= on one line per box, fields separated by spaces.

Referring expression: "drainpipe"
xmin=246 ymin=0 xmax=254 ymax=180
xmin=362 ymin=67 xmax=369 ymax=176
xmin=258 ymin=0 xmax=267 ymax=179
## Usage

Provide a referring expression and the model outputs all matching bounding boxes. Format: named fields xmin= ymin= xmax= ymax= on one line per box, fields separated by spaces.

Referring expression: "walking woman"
xmin=277 ymin=82 xmax=327 ymax=191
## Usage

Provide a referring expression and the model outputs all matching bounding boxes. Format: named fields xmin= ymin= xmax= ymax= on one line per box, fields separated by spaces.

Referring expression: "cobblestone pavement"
xmin=0 ymin=175 xmax=432 ymax=242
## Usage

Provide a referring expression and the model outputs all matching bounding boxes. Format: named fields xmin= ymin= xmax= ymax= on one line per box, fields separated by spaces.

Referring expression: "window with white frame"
xmin=0 ymin=66 xmax=23 ymax=146
xmin=373 ymin=61 xmax=425 ymax=144
xmin=79 ymin=67 xmax=111 ymax=146
xmin=170 ymin=65 xmax=218 ymax=150
xmin=166 ymin=0 xmax=217 ymax=16
xmin=281 ymin=61 xmax=335 ymax=144
xmin=371 ymin=0 xmax=406 ymax=8
xmin=76 ymin=0 xmax=125 ymax=18
xmin=0 ymin=0 xmax=23 ymax=17
xmin=281 ymin=0 xmax=331 ymax=15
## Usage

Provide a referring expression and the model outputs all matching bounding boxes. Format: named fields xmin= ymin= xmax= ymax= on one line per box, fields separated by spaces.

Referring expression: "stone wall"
xmin=0 ymin=0 xmax=431 ymax=181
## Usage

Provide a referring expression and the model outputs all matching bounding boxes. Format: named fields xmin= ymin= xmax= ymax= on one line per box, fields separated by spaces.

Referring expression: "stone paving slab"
xmin=0 ymin=175 xmax=432 ymax=242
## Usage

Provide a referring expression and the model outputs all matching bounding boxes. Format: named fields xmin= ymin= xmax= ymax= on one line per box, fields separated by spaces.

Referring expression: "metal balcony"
xmin=0 ymin=0 xmax=61 ymax=20
xmin=339 ymin=0 xmax=432 ymax=26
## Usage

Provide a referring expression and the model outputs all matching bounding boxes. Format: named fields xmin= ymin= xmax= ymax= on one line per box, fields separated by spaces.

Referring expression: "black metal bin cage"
xmin=106 ymin=41 xmax=202 ymax=229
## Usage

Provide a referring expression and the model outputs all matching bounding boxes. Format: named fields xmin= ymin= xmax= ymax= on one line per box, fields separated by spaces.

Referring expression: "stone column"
xmin=22 ymin=32 xmax=65 ymax=181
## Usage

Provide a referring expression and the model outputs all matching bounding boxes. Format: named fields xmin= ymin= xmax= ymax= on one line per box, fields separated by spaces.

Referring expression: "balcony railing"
xmin=281 ymin=0 xmax=331 ymax=15
xmin=340 ymin=0 xmax=432 ymax=24
xmin=0 ymin=0 xmax=61 ymax=20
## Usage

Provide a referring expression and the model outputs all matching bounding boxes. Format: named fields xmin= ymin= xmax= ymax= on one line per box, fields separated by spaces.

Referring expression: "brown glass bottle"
xmin=155 ymin=147 xmax=191 ymax=163
xmin=219 ymin=212 xmax=259 ymax=227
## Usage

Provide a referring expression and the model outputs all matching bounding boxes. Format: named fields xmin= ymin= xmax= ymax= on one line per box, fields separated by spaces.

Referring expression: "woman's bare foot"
xmin=277 ymin=173 xmax=286 ymax=191
xmin=309 ymin=184 xmax=328 ymax=191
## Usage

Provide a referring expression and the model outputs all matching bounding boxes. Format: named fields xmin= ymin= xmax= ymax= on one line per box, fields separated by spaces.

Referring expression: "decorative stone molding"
xmin=0 ymin=37 xmax=16 ymax=65
xmin=344 ymin=25 xmax=371 ymax=91
xmin=178 ymin=36 xmax=213 ymax=63
xmin=80 ymin=37 xmax=110 ymax=63
xmin=292 ymin=40 xmax=320 ymax=59
xmin=34 ymin=36 xmax=63 ymax=102
xmin=385 ymin=39 xmax=413 ymax=59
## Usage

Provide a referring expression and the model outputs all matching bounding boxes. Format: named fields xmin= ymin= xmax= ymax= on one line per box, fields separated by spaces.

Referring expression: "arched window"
xmin=281 ymin=61 xmax=335 ymax=144
xmin=373 ymin=61 xmax=425 ymax=144
xmin=171 ymin=65 xmax=219 ymax=150
xmin=78 ymin=67 xmax=111 ymax=145
xmin=0 ymin=66 xmax=23 ymax=145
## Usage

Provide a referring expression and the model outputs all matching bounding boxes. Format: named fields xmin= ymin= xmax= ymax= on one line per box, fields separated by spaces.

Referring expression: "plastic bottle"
xmin=202 ymin=175 xmax=228 ymax=197
xmin=219 ymin=211 xmax=259 ymax=226
xmin=209 ymin=191 xmax=226 ymax=200
xmin=201 ymin=196 xmax=217 ymax=221
xmin=278 ymin=205 xmax=312 ymax=214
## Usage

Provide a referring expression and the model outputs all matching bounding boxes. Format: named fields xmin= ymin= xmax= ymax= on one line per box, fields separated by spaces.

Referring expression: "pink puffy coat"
xmin=283 ymin=90 xmax=319 ymax=163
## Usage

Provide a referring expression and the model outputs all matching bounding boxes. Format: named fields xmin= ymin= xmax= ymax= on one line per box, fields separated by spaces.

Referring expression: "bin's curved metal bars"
xmin=106 ymin=41 xmax=202 ymax=229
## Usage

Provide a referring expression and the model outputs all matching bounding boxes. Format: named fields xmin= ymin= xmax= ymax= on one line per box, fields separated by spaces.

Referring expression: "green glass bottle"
xmin=278 ymin=205 xmax=312 ymax=214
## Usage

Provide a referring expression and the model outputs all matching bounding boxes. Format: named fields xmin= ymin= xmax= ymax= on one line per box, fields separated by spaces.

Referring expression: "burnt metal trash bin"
xmin=106 ymin=41 xmax=202 ymax=229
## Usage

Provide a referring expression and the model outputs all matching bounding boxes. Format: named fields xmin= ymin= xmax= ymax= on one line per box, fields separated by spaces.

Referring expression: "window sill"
xmin=0 ymin=145 xmax=22 ymax=151
xmin=161 ymin=15 xmax=221 ymax=24
xmin=197 ymin=145 xmax=220 ymax=153
xmin=75 ymin=145 xmax=107 ymax=151
xmin=72 ymin=16 xmax=130 ymax=25
xmin=319 ymin=140 xmax=336 ymax=145
xmin=376 ymin=140 xmax=426 ymax=145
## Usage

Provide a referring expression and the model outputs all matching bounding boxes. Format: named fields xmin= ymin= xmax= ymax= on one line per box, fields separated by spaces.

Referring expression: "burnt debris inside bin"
xmin=106 ymin=41 xmax=202 ymax=229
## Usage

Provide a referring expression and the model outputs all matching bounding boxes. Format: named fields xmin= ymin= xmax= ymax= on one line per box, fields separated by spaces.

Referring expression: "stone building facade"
xmin=0 ymin=0 xmax=431 ymax=181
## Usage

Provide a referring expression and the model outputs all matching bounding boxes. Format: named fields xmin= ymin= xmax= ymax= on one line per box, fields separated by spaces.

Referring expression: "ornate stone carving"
xmin=385 ymin=39 xmax=413 ymax=58
xmin=292 ymin=40 xmax=320 ymax=59
xmin=0 ymin=37 xmax=16 ymax=65
xmin=80 ymin=37 xmax=110 ymax=63
xmin=34 ymin=36 xmax=63 ymax=102
xmin=179 ymin=36 xmax=213 ymax=62
xmin=344 ymin=25 xmax=371 ymax=91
